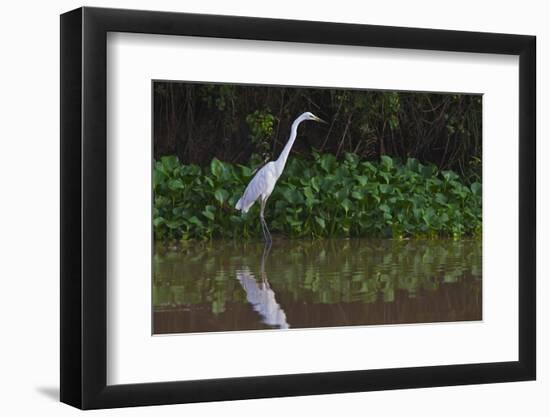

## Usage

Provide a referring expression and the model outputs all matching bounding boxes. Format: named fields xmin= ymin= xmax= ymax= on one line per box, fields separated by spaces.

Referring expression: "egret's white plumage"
xmin=235 ymin=162 xmax=277 ymax=213
xmin=235 ymin=111 xmax=326 ymax=242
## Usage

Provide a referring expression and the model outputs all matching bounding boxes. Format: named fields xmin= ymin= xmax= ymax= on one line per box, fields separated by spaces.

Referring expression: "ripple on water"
xmin=153 ymin=238 xmax=482 ymax=334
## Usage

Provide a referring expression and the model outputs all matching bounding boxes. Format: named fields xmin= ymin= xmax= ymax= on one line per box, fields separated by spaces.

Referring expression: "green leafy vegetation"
xmin=154 ymin=83 xmax=482 ymax=181
xmin=153 ymin=153 xmax=481 ymax=241
xmin=245 ymin=109 xmax=276 ymax=157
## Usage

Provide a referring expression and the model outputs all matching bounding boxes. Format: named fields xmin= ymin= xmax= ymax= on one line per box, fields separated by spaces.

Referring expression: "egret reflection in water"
xmin=235 ymin=244 xmax=289 ymax=329
xmin=153 ymin=238 xmax=482 ymax=334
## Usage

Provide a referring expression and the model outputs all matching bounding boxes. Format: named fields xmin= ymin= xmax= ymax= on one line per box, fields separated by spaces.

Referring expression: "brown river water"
xmin=153 ymin=238 xmax=481 ymax=334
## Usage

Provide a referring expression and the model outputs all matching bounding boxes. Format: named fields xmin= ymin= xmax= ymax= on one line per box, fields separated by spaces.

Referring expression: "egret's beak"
xmin=314 ymin=116 xmax=327 ymax=124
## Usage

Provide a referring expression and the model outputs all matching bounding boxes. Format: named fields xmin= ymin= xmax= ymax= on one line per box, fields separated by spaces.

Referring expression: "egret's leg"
xmin=260 ymin=220 xmax=272 ymax=248
xmin=260 ymin=215 xmax=268 ymax=239
xmin=265 ymin=222 xmax=272 ymax=243
xmin=259 ymin=201 xmax=268 ymax=241
xmin=260 ymin=217 xmax=268 ymax=242
xmin=260 ymin=212 xmax=268 ymax=242
xmin=261 ymin=236 xmax=272 ymax=286
xmin=260 ymin=198 xmax=272 ymax=244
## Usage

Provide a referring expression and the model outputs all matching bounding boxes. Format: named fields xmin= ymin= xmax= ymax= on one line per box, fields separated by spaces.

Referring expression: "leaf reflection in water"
xmin=153 ymin=238 xmax=481 ymax=334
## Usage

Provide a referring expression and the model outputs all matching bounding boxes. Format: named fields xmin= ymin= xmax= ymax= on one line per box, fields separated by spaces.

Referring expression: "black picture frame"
xmin=60 ymin=6 xmax=536 ymax=410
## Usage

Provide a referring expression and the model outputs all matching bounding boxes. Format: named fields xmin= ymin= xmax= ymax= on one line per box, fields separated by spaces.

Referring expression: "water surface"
xmin=153 ymin=238 xmax=481 ymax=334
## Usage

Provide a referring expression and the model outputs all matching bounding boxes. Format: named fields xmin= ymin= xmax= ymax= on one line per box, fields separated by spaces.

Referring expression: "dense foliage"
xmin=153 ymin=153 xmax=481 ymax=241
xmin=154 ymin=83 xmax=482 ymax=181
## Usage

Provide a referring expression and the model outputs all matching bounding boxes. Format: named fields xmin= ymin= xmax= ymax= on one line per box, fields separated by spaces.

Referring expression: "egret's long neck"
xmin=275 ymin=116 xmax=304 ymax=175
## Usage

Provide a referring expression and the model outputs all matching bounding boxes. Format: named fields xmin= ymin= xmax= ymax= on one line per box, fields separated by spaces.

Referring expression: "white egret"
xmin=235 ymin=112 xmax=326 ymax=242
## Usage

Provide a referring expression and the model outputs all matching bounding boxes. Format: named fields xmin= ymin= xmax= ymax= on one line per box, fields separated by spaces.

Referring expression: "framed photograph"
xmin=60 ymin=6 xmax=536 ymax=409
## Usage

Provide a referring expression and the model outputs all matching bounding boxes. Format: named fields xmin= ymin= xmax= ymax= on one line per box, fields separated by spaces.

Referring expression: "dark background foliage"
xmin=153 ymin=81 xmax=482 ymax=181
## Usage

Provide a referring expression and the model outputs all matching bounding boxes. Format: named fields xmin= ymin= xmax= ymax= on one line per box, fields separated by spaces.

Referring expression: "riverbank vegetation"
xmin=153 ymin=82 xmax=482 ymax=242
xmin=153 ymin=154 xmax=481 ymax=241
xmin=154 ymin=83 xmax=482 ymax=181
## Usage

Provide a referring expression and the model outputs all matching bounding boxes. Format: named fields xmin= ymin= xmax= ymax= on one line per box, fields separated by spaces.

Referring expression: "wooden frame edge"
xmin=60 ymin=6 xmax=536 ymax=410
